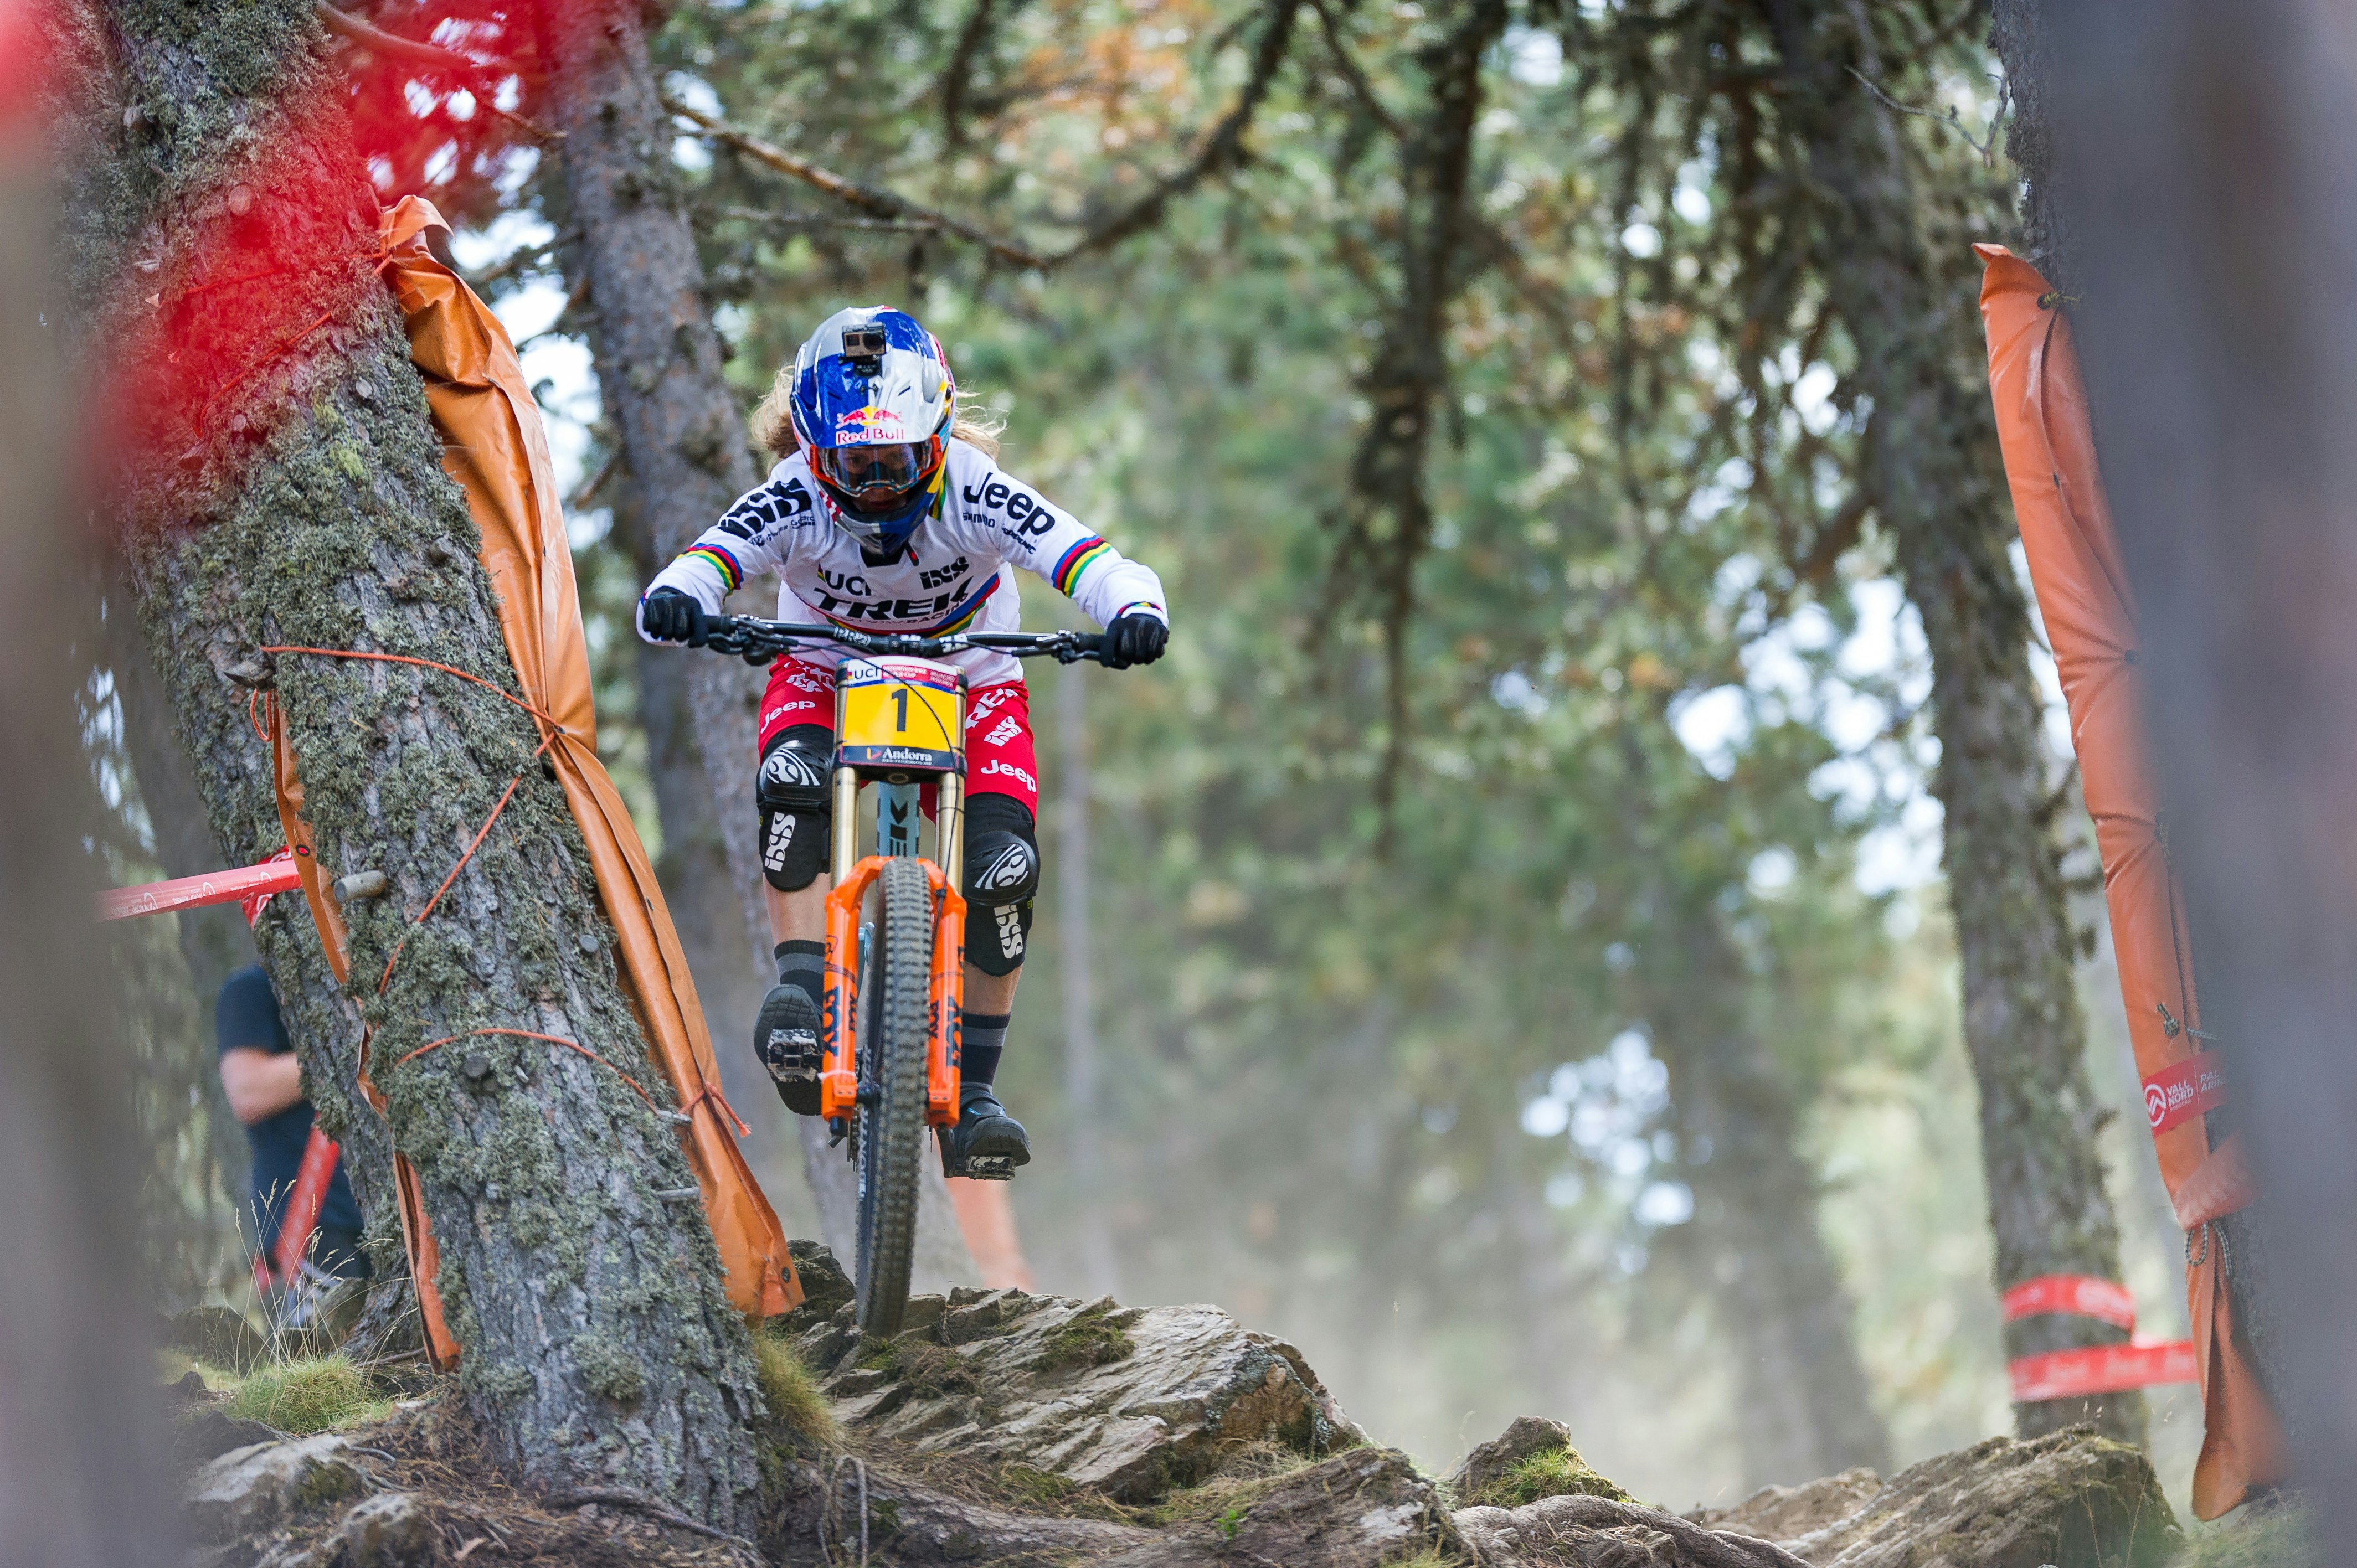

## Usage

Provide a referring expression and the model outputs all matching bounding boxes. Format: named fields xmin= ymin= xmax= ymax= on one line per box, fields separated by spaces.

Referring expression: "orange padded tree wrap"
xmin=1978 ymin=244 xmax=2283 ymax=1517
xmin=368 ymin=195 xmax=796 ymax=1329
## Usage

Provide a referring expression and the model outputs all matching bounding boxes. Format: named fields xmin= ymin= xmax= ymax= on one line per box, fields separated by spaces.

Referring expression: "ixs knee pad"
xmin=963 ymin=793 xmax=1039 ymax=976
xmin=756 ymin=725 xmax=834 ymax=891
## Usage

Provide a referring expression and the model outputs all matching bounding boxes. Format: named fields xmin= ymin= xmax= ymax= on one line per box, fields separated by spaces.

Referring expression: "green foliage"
xmin=1465 ymin=1444 xmax=1633 ymax=1510
xmin=1044 ymin=1305 xmax=1136 ymax=1370
xmin=222 ymin=1354 xmax=389 ymax=1436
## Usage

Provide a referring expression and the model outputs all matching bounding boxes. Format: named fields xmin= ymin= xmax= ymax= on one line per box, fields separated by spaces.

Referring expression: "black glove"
xmin=1099 ymin=613 xmax=1167 ymax=671
xmin=642 ymin=588 xmax=707 ymax=647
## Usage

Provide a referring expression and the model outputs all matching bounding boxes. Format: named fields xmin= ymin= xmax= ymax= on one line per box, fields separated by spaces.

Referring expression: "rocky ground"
xmin=174 ymin=1244 xmax=2204 ymax=1566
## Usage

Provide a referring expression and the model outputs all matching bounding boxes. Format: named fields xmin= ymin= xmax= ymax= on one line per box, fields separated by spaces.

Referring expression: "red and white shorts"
xmin=757 ymin=656 xmax=1039 ymax=815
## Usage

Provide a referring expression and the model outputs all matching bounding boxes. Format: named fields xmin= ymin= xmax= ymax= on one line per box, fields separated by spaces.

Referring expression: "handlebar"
xmin=694 ymin=615 xmax=1107 ymax=666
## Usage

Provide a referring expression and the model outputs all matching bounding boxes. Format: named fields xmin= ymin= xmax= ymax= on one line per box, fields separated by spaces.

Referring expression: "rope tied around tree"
xmin=258 ymin=643 xmax=750 ymax=1137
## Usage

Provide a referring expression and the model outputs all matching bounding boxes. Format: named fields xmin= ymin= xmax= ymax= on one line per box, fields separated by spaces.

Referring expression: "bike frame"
xmin=695 ymin=616 xmax=1102 ymax=1138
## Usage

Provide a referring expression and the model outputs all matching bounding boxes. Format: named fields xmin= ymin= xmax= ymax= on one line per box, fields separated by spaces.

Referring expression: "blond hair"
xmin=749 ymin=359 xmax=1005 ymax=462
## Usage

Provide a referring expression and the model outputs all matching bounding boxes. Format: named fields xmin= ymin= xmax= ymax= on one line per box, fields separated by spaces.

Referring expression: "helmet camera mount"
xmin=842 ymin=323 xmax=889 ymax=380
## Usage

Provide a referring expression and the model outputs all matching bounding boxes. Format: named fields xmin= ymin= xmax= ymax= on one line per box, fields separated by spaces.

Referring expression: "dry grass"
xmin=753 ymin=1331 xmax=838 ymax=1446
xmin=2175 ymin=1500 xmax=2314 ymax=1568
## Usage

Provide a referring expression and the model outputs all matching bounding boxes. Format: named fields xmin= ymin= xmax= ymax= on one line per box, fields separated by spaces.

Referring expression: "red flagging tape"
xmin=2011 ymin=1340 xmax=2198 ymax=1402
xmin=2001 ymin=1273 xmax=2138 ymax=1330
xmin=263 ymin=1126 xmax=342 ymax=1290
xmin=2001 ymin=1272 xmax=2195 ymax=1399
xmin=100 ymin=853 xmax=304 ymax=922
xmin=2144 ymin=1050 xmax=2227 ymax=1135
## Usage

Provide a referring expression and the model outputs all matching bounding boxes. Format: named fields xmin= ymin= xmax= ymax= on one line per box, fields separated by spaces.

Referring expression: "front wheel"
xmin=853 ymin=856 xmax=933 ymax=1338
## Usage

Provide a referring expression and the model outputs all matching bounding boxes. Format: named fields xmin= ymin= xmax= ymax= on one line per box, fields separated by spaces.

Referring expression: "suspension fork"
xmin=817 ymin=767 xmax=967 ymax=1127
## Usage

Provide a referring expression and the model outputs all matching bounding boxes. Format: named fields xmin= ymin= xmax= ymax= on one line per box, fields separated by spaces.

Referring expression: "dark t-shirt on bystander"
xmin=215 ymin=966 xmax=364 ymax=1258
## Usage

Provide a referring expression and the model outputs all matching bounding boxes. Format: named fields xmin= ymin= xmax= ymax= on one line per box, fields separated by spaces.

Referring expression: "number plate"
xmin=836 ymin=657 xmax=965 ymax=773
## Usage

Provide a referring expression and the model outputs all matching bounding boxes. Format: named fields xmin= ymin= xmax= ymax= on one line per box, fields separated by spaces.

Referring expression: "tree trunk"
xmin=0 ymin=78 xmax=177 ymax=1564
xmin=1988 ymin=0 xmax=2295 ymax=1451
xmin=540 ymin=9 xmax=975 ymax=1285
xmin=1660 ymin=898 xmax=1893 ymax=1486
xmin=1761 ymin=0 xmax=2143 ymax=1443
xmin=81 ymin=0 xmax=761 ymax=1524
xmin=2040 ymin=0 xmax=2357 ymax=1518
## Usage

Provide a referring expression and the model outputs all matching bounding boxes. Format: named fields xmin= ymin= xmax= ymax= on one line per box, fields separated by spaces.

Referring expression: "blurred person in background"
xmin=216 ymin=966 xmax=368 ymax=1309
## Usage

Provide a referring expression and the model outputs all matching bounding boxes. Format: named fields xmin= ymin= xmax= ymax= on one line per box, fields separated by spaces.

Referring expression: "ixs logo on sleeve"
xmin=717 ymin=477 xmax=816 ymax=543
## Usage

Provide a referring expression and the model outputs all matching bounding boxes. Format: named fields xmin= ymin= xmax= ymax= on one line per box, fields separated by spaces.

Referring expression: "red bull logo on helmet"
xmin=833 ymin=404 xmax=909 ymax=442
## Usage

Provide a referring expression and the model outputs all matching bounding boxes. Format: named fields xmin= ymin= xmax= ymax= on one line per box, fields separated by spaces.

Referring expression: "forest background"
xmin=88 ymin=0 xmax=2207 ymax=1519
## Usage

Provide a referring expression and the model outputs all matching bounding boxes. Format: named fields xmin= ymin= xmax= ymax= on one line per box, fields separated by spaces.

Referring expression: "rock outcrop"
xmin=1459 ymin=1418 xmax=2178 ymax=1568
xmin=184 ymin=1435 xmax=366 ymax=1549
xmin=786 ymin=1245 xmax=1363 ymax=1502
xmin=167 ymin=1268 xmax=2185 ymax=1568
xmin=1776 ymin=1429 xmax=2178 ymax=1568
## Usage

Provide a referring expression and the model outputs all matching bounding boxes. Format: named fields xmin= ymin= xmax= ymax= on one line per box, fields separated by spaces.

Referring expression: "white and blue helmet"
xmin=788 ymin=306 xmax=957 ymax=550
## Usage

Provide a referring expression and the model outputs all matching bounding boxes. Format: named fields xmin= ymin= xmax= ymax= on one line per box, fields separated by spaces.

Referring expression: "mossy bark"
xmin=75 ymin=0 xmax=762 ymax=1525
xmin=1985 ymin=0 xmax=2289 ymax=1437
xmin=1761 ymin=0 xmax=2142 ymax=1442
xmin=106 ymin=559 xmax=416 ymax=1319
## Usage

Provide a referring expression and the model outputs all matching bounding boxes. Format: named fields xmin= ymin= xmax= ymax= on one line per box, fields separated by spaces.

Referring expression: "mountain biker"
xmin=637 ymin=306 xmax=1167 ymax=1179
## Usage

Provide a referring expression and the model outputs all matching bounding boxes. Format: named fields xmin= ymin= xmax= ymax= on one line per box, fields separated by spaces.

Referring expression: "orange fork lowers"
xmin=819 ymin=855 xmax=966 ymax=1126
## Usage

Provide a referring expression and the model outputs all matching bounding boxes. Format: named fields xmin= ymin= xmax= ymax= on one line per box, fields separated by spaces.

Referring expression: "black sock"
xmin=961 ymin=1012 xmax=1010 ymax=1089
xmin=774 ymin=940 xmax=825 ymax=1009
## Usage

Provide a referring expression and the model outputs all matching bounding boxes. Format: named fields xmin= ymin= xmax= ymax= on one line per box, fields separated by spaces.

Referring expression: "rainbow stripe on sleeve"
xmin=683 ymin=543 xmax=744 ymax=594
xmin=1050 ymin=536 xmax=1114 ymax=596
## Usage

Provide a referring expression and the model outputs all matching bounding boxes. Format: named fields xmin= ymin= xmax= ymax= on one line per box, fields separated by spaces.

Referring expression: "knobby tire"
xmin=854 ymin=857 xmax=932 ymax=1338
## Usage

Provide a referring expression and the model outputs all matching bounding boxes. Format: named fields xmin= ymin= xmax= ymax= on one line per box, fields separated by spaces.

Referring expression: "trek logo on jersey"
xmin=716 ymin=477 xmax=816 ymax=542
xmin=811 ymin=584 xmax=972 ymax=622
xmin=982 ymin=715 xmax=1022 ymax=748
xmin=978 ymin=757 xmax=1037 ymax=793
xmin=994 ymin=905 xmax=1026 ymax=960
xmin=835 ymin=405 xmax=908 ymax=440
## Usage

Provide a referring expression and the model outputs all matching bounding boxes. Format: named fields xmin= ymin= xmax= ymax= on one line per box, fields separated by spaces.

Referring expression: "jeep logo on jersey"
xmin=961 ymin=479 xmax=1054 ymax=537
xmin=975 ymin=839 xmax=1036 ymax=894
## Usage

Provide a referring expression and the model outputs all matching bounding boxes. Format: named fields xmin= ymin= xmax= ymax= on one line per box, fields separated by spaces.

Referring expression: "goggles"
xmin=812 ymin=436 xmax=942 ymax=512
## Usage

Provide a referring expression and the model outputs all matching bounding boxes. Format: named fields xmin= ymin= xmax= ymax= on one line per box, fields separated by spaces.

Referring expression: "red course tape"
xmin=2011 ymin=1340 xmax=2198 ymax=1402
xmin=2001 ymin=1274 xmax=2138 ymax=1330
xmin=99 ymin=853 xmax=303 ymax=922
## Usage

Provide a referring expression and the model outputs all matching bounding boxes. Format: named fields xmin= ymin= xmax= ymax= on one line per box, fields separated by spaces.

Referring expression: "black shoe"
xmin=755 ymin=983 xmax=823 ymax=1116
xmin=940 ymin=1082 xmax=1031 ymax=1180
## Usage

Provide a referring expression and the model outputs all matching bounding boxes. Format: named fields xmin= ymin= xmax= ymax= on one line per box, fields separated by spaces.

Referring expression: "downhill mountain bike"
xmin=699 ymin=616 xmax=1104 ymax=1336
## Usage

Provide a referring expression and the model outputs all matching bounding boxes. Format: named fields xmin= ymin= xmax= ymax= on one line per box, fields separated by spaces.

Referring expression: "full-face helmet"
xmin=788 ymin=306 xmax=956 ymax=550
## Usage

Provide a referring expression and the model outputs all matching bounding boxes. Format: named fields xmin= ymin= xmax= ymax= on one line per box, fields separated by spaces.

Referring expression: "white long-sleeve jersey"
xmin=637 ymin=439 xmax=1168 ymax=688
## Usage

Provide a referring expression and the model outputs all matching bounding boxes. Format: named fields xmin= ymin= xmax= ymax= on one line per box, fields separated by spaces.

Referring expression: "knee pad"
xmin=757 ymin=725 xmax=834 ymax=891
xmin=963 ymin=793 xmax=1038 ymax=976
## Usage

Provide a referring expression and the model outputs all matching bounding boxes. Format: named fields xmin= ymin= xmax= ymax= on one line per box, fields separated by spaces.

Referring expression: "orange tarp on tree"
xmin=271 ymin=198 xmax=797 ymax=1362
xmin=1977 ymin=244 xmax=2283 ymax=1518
